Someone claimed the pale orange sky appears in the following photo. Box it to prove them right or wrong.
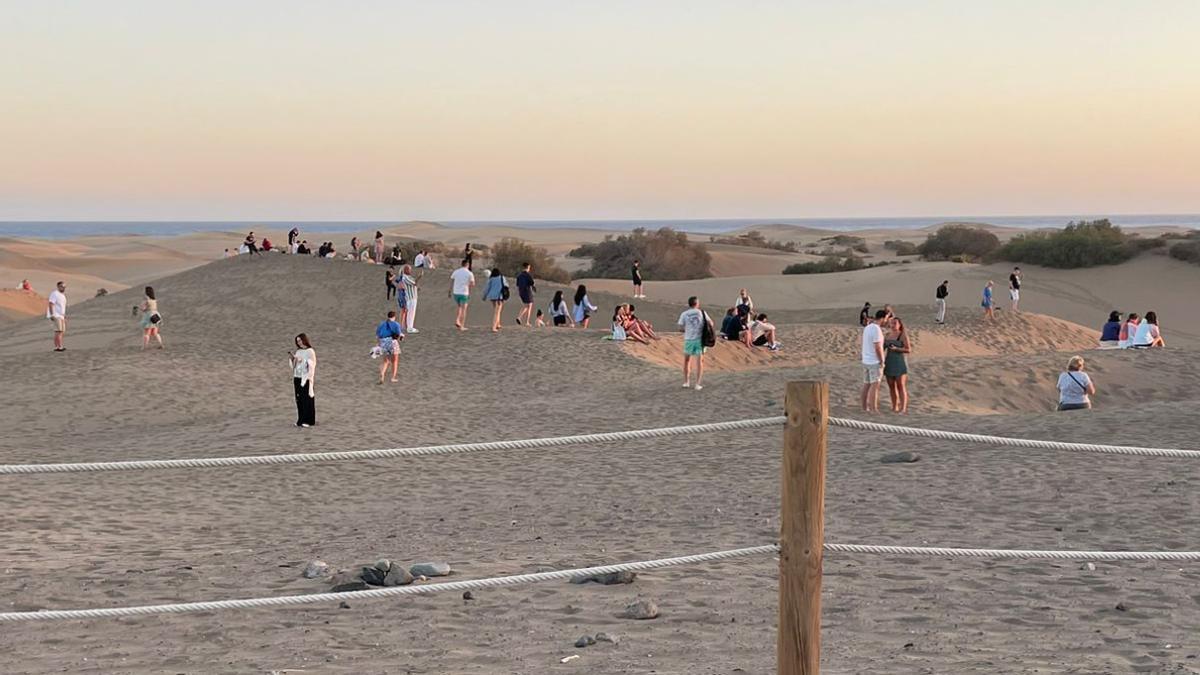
[2,1,1198,220]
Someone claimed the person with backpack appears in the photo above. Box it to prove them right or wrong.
[935,280,949,324]
[678,295,713,390]
[483,267,509,332]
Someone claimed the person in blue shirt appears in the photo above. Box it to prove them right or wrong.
[375,310,404,384]
[1099,311,1122,346]
[981,281,995,320]
[515,262,537,327]
[483,267,508,332]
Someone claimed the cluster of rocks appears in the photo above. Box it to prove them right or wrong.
[574,632,619,648]
[301,559,452,592]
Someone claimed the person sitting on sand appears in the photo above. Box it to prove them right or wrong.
[721,307,748,344]
[749,313,780,351]
[261,238,273,252]
[1057,355,1095,411]
[351,236,361,256]
[883,316,911,413]
[611,306,629,341]
[626,304,657,340]
[19,279,32,291]
[1099,311,1122,347]
[244,232,260,256]
[981,281,995,320]
[324,243,337,259]
[1119,312,1140,349]
[1131,311,1165,348]
[734,289,754,316]
[616,304,650,344]
[549,291,573,327]
[375,310,404,384]
[573,284,598,328]
[296,240,312,255]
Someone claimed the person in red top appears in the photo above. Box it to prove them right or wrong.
[20,279,32,291]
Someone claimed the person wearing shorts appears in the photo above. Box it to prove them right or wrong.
[1009,267,1021,311]
[449,259,475,331]
[677,296,708,390]
[516,262,536,327]
[376,311,404,384]
[47,280,68,352]
[860,309,887,412]
[632,259,644,298]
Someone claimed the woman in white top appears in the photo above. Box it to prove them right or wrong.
[1056,355,1095,411]
[290,333,317,427]
[1131,311,1165,348]
[139,286,164,350]
[572,285,598,328]
[734,289,754,316]
[549,291,574,327]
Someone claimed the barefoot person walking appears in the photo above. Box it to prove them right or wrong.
[290,334,317,428]
[483,267,508,332]
[982,281,996,320]
[678,296,710,390]
[376,310,404,383]
[47,281,68,352]
[450,258,475,331]
[139,286,164,350]
[515,262,536,327]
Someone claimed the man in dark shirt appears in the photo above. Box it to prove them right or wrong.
[515,262,536,327]
[632,260,644,298]
[859,302,872,326]
[1008,267,1022,311]
[935,281,949,324]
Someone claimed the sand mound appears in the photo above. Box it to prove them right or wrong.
[0,289,46,322]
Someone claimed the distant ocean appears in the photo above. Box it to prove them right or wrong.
[1,215,1198,239]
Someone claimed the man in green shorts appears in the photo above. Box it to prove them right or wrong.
[677,296,710,390]
[449,258,475,331]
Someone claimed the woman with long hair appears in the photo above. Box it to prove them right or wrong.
[1131,311,1165,348]
[373,231,385,264]
[572,284,597,328]
[290,333,317,427]
[883,316,911,414]
[549,290,572,327]
[483,267,507,332]
[139,286,164,350]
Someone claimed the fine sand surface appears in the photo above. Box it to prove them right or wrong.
[2,252,1199,674]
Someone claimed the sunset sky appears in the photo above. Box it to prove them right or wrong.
[3,1,1198,220]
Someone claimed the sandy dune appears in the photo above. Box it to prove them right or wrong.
[1,251,1197,674]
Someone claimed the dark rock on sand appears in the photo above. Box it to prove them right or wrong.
[570,570,637,585]
[881,451,920,464]
[409,562,451,578]
[622,599,659,620]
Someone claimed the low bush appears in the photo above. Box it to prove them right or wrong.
[708,230,799,252]
[488,238,571,283]
[996,219,1154,268]
[569,227,711,280]
[918,225,1000,261]
[781,256,897,275]
[820,235,868,253]
[884,240,920,256]
[1169,241,1200,265]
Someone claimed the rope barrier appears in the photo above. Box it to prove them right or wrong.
[0,417,788,475]
[0,415,1192,475]
[6,542,1199,622]
[827,417,1199,459]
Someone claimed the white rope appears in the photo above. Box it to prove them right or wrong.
[827,417,1198,459]
[6,542,1199,622]
[0,544,778,622]
[0,417,787,475]
[0,414,1191,475]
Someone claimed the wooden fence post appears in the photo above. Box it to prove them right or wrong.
[778,380,828,675]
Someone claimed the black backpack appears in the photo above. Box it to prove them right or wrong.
[700,311,716,348]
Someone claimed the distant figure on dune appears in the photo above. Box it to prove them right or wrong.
[47,280,68,353]
[376,310,404,384]
[288,227,299,253]
[401,265,419,333]
[484,267,508,333]
[631,259,644,299]
[374,232,385,264]
[981,281,995,320]
[859,302,872,327]
[463,243,476,271]
[290,333,317,428]
[261,238,273,252]
[549,291,573,327]
[884,316,910,414]
[1099,311,1122,348]
[935,280,949,324]
[515,262,536,327]
[677,296,711,390]
[223,248,231,258]
[1009,267,1022,311]
[244,232,260,256]
[1118,312,1140,349]
[1131,311,1165,348]
[139,286,164,351]
[450,259,475,331]
[860,309,888,412]
[573,285,597,328]
[1057,355,1094,411]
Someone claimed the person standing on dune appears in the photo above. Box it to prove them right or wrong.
[1009,267,1022,312]
[139,286,164,350]
[631,259,644,298]
[935,280,949,324]
[373,232,385,264]
[401,265,419,333]
[982,281,995,320]
[678,296,710,390]
[47,280,68,352]
[515,262,536,327]
[860,309,887,412]
[290,333,317,428]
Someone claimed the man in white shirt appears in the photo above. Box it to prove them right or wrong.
[449,259,475,331]
[860,308,887,412]
[47,280,68,352]
[414,251,426,268]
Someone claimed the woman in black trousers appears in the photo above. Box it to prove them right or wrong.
[289,333,317,427]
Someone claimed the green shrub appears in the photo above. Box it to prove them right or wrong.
[569,227,712,280]
[819,235,868,253]
[918,225,1000,261]
[884,240,919,256]
[708,230,799,252]
[996,219,1151,268]
[783,255,866,274]
[1169,241,1200,265]
[488,237,571,283]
